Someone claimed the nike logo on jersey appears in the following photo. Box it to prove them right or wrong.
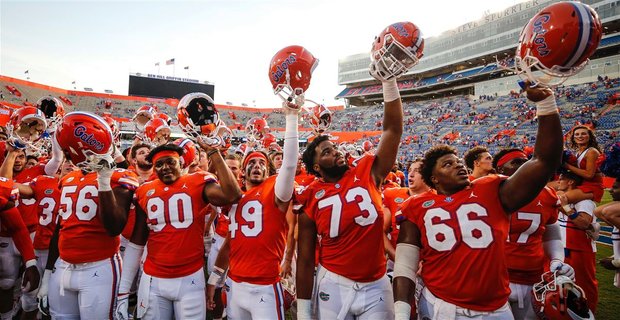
[259,297,265,303]
[354,176,360,182]
[469,192,477,198]
[537,201,543,206]
[182,184,188,189]
[92,272,99,278]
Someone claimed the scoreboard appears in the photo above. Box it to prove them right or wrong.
[128,74,215,100]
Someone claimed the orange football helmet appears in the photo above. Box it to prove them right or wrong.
[269,45,319,102]
[36,96,66,132]
[55,112,114,171]
[515,1,602,86]
[7,107,47,148]
[245,117,268,141]
[154,112,172,125]
[261,133,279,152]
[102,115,120,145]
[532,271,594,320]
[370,22,424,81]
[173,138,197,169]
[133,105,157,132]
[176,92,220,137]
[144,118,171,146]
[306,101,332,134]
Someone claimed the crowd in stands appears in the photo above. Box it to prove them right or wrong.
[1,76,619,166]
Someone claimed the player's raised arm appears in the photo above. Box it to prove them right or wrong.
[369,22,424,186]
[197,138,242,206]
[499,82,563,212]
[274,102,300,211]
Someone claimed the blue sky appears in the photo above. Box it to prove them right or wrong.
[1,0,522,107]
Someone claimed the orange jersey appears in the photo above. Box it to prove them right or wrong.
[121,167,155,240]
[295,169,316,187]
[135,172,216,278]
[14,165,47,232]
[0,177,18,209]
[400,175,510,311]
[395,170,405,186]
[383,187,411,248]
[506,186,559,285]
[29,175,60,250]
[58,169,139,264]
[228,176,288,285]
[294,155,386,282]
[214,209,230,238]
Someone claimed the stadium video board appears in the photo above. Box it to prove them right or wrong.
[128,74,215,100]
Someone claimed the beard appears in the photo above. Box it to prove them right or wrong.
[137,159,152,171]
[319,163,349,179]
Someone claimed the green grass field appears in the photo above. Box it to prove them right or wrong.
[594,191,619,319]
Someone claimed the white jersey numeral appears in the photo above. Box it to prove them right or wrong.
[229,200,263,238]
[38,197,56,226]
[514,212,541,244]
[318,187,378,238]
[59,185,98,221]
[424,203,494,251]
[146,193,194,232]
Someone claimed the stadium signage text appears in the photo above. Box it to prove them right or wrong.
[271,55,297,83]
[74,125,106,151]
[145,74,200,84]
[453,0,542,34]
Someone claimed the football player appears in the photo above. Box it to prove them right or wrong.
[493,148,574,320]
[0,177,39,320]
[383,159,431,263]
[10,160,75,320]
[393,82,562,319]
[206,102,300,319]
[0,136,63,318]
[116,140,242,320]
[37,112,139,319]
[464,146,494,180]
[295,62,406,320]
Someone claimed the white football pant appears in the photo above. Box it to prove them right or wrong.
[316,266,394,320]
[137,267,206,320]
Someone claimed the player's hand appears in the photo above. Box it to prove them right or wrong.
[115,293,129,320]
[206,284,216,310]
[22,264,40,293]
[586,222,600,240]
[521,80,554,103]
[280,259,293,278]
[282,101,302,115]
[550,260,575,279]
[37,269,52,316]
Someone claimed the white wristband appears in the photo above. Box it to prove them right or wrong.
[25,259,37,268]
[97,176,112,192]
[612,259,620,268]
[535,95,558,116]
[394,301,412,320]
[207,266,226,286]
[296,298,312,320]
[382,79,400,103]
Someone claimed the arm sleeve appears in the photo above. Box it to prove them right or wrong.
[275,114,299,203]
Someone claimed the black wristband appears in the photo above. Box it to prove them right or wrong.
[207,149,219,158]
